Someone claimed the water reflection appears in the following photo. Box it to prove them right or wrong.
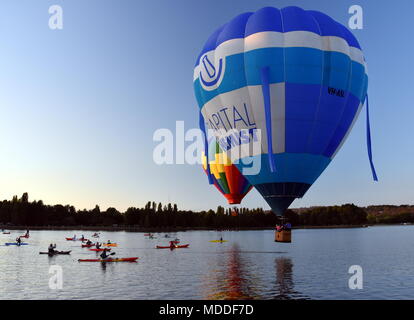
[202,246,307,300]
[272,257,308,300]
[203,244,259,300]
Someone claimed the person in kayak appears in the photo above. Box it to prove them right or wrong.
[169,241,176,249]
[107,240,112,244]
[16,237,21,245]
[85,239,92,245]
[100,248,112,260]
[73,235,77,241]
[81,235,85,241]
[48,243,56,255]
[95,242,101,249]
[220,237,223,242]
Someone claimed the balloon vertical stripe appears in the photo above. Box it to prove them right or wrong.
[366,95,378,181]
[199,112,213,185]
[261,66,276,173]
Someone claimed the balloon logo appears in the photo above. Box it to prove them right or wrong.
[199,55,225,89]
[195,6,377,215]
[198,51,226,91]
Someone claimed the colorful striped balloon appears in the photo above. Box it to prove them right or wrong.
[202,139,252,205]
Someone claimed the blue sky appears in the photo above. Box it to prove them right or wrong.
[0,0,411,212]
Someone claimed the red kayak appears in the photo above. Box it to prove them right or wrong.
[81,244,95,248]
[20,234,29,238]
[89,248,111,252]
[66,238,88,242]
[156,244,189,249]
[78,257,138,262]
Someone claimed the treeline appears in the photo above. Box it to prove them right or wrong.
[289,204,414,226]
[287,204,368,226]
[365,205,414,224]
[0,194,412,228]
[0,193,276,228]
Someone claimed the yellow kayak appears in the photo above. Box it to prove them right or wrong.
[103,243,118,247]
[209,240,228,243]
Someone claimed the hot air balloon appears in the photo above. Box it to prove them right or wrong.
[195,6,377,216]
[202,138,252,205]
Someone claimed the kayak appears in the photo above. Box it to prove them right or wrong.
[81,244,95,248]
[144,233,152,236]
[103,243,117,247]
[89,248,111,252]
[2,232,10,234]
[78,257,138,263]
[66,238,88,241]
[5,243,28,246]
[20,234,29,238]
[156,244,189,249]
[209,240,228,243]
[39,251,71,255]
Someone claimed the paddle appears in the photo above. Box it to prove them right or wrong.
[100,252,116,260]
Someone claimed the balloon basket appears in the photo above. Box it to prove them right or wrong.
[275,230,291,243]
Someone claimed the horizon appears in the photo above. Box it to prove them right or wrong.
[1,192,412,213]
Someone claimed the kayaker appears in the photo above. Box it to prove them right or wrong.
[220,237,223,242]
[100,248,112,260]
[169,241,175,249]
[86,239,92,245]
[73,235,77,241]
[96,242,101,249]
[48,243,56,255]
[16,237,21,245]
[107,240,111,244]
[81,235,85,241]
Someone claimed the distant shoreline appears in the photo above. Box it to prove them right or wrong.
[0,224,385,233]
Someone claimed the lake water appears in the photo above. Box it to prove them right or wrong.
[0,225,413,300]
